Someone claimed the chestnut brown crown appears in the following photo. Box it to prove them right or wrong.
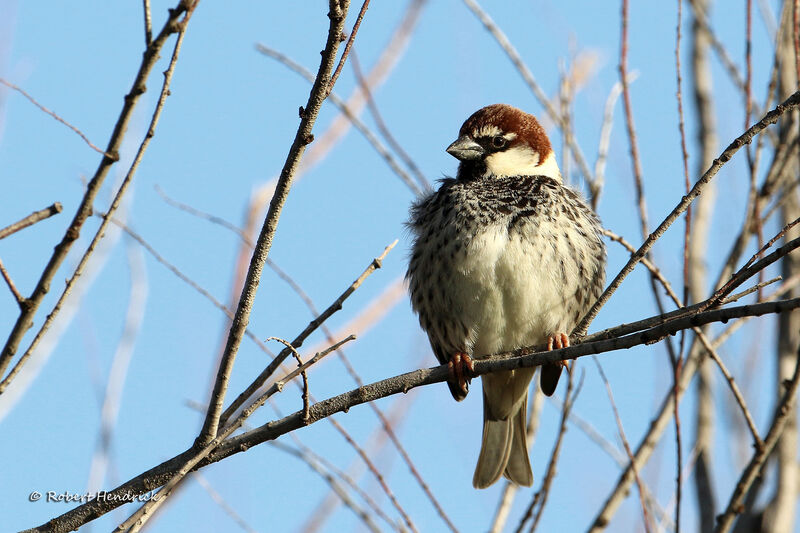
[446,104,559,180]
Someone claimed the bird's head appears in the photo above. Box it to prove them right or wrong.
[446,104,561,181]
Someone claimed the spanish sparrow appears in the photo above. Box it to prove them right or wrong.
[406,104,606,488]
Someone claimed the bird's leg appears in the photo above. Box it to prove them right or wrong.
[540,333,570,396]
[449,352,474,395]
[547,333,570,372]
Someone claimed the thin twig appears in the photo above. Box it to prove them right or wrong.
[325,415,419,533]
[289,0,427,181]
[297,390,416,533]
[720,277,782,304]
[154,186,433,522]
[547,398,674,532]
[705,220,800,310]
[594,358,653,533]
[219,240,396,426]
[0,202,63,240]
[273,438,396,532]
[713,347,800,532]
[350,50,431,193]
[795,0,800,83]
[460,0,596,192]
[86,242,147,502]
[676,17,693,497]
[526,370,582,533]
[594,76,633,210]
[687,0,767,122]
[326,0,371,97]
[103,216,276,358]
[604,229,765,447]
[192,473,258,533]
[270,442,385,533]
[266,337,310,424]
[619,0,649,241]
[312,302,457,532]
[256,44,422,196]
[155,185,249,242]
[0,79,111,157]
[0,258,24,306]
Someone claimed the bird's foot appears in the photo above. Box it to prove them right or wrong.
[448,352,474,396]
[540,333,570,396]
[546,332,570,351]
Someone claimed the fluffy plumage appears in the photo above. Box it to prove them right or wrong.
[406,104,606,489]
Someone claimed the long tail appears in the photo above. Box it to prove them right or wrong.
[473,391,533,489]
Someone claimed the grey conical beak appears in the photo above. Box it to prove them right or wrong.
[446,135,484,161]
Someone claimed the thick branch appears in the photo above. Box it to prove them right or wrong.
[25,298,799,533]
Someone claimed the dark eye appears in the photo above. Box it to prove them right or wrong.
[491,136,508,149]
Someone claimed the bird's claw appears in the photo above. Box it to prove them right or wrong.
[546,332,570,351]
[449,352,474,395]
[540,333,570,396]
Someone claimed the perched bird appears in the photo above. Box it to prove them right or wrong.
[406,104,606,489]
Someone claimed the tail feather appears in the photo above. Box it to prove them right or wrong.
[503,391,533,486]
[473,389,533,489]
[473,401,513,489]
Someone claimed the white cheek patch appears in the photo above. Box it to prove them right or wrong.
[535,152,562,180]
[484,145,542,177]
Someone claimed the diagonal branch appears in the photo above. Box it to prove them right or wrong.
[0,79,110,157]
[0,203,63,240]
[573,89,800,338]
[713,346,800,532]
[197,0,353,445]
[218,240,396,426]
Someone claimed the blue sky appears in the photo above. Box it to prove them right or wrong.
[0,1,789,532]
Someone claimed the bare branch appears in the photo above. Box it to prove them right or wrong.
[0,202,63,240]
[350,50,431,193]
[594,358,653,532]
[0,79,111,157]
[326,0,371,97]
[713,347,800,532]
[142,0,152,45]
[574,89,800,338]
[114,335,355,533]
[219,240,396,426]
[524,370,582,532]
[198,0,353,445]
[0,258,24,307]
[256,44,423,196]
[0,3,197,391]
